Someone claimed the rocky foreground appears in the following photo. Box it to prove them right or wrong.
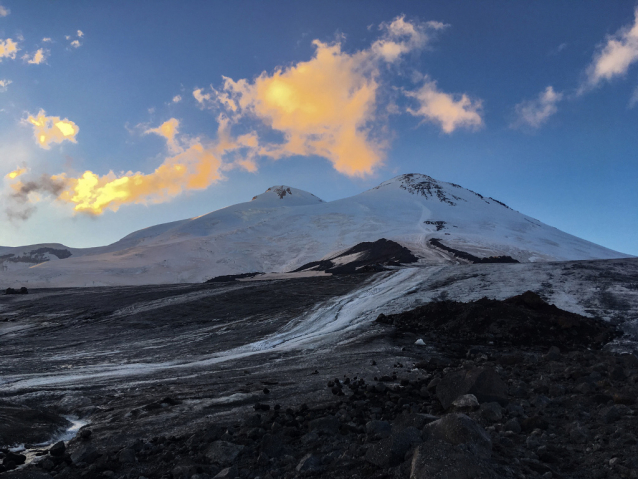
[2,292,638,479]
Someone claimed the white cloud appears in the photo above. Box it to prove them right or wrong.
[22,48,48,65]
[77,30,84,38]
[172,95,182,103]
[582,7,638,90]
[70,40,81,48]
[371,15,448,62]
[0,38,18,61]
[0,79,11,92]
[0,4,9,17]
[513,86,563,129]
[405,80,483,133]
[42,37,52,43]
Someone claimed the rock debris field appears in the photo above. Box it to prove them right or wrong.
[1,259,638,479]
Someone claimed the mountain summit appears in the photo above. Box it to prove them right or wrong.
[250,186,324,206]
[0,174,630,287]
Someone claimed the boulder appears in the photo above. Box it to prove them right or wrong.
[365,426,423,467]
[260,433,285,458]
[479,402,503,422]
[205,441,244,466]
[365,420,391,438]
[117,447,136,463]
[410,440,496,479]
[423,414,492,458]
[436,368,508,409]
[307,415,340,435]
[49,441,66,457]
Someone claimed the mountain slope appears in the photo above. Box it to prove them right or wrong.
[0,174,630,287]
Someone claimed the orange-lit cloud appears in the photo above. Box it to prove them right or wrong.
[172,95,182,103]
[0,4,9,17]
[56,145,222,215]
[6,168,26,180]
[0,38,18,61]
[195,16,476,177]
[7,16,484,218]
[220,40,383,176]
[582,8,638,91]
[23,48,48,65]
[25,110,80,149]
[43,116,265,215]
[405,80,483,133]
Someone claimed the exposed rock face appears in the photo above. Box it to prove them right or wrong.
[429,238,519,264]
[377,290,620,350]
[293,238,419,274]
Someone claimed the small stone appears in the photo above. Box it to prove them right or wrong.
[504,418,522,434]
[213,466,238,479]
[452,394,479,409]
[205,441,244,466]
[296,453,323,472]
[118,447,136,463]
[543,346,561,361]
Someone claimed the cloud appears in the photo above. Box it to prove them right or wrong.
[405,80,483,133]
[5,174,67,221]
[10,16,483,217]
[0,79,11,92]
[371,15,448,62]
[23,48,48,65]
[512,86,563,129]
[582,7,638,90]
[24,110,80,149]
[0,4,9,17]
[630,86,638,108]
[172,95,182,103]
[42,37,52,43]
[6,118,249,216]
[145,118,180,152]
[6,168,26,180]
[0,38,18,61]
[196,16,450,177]
[53,119,230,215]
[67,30,83,48]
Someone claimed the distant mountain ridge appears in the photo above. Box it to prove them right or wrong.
[0,173,631,287]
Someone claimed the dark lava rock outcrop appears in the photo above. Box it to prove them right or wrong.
[206,273,264,283]
[4,287,28,295]
[429,238,519,264]
[294,238,418,275]
[377,291,620,350]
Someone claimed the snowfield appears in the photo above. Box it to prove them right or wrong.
[0,174,631,288]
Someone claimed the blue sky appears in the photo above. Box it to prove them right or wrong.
[0,1,637,255]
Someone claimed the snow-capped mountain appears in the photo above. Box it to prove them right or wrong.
[0,174,630,287]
